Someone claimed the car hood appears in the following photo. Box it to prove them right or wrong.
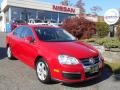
[40,41,99,59]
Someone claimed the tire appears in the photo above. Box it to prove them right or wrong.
[7,46,14,60]
[36,59,51,84]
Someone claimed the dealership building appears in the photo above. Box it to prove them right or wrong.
[0,0,80,32]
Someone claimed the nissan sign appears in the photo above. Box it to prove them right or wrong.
[104,9,120,25]
[53,5,75,14]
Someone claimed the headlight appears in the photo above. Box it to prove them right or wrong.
[58,55,79,65]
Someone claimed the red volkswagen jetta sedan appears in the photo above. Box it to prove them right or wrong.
[6,25,104,83]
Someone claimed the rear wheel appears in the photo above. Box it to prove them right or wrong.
[7,46,14,60]
[36,59,51,83]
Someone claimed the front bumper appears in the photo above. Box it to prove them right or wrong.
[52,61,104,83]
[61,70,102,83]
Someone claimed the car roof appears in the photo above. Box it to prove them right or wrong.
[18,24,60,29]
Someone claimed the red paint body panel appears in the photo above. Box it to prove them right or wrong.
[6,25,104,83]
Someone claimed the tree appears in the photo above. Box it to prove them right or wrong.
[60,0,69,6]
[90,6,102,15]
[117,25,120,40]
[96,22,109,38]
[75,0,85,14]
[62,17,96,39]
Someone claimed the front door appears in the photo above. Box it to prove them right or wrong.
[20,26,37,67]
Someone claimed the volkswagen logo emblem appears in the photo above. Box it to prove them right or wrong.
[89,58,95,64]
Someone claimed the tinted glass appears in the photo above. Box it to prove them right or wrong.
[35,28,76,42]
[13,27,23,38]
[35,20,42,23]
[23,27,34,39]
[11,6,74,23]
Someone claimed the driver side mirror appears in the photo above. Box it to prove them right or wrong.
[24,36,34,43]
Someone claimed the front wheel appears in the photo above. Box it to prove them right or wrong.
[36,59,51,83]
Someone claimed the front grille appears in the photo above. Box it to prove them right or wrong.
[80,56,99,66]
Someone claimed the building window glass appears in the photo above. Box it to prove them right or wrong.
[10,6,75,23]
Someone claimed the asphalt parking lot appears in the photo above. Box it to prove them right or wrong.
[0,32,120,90]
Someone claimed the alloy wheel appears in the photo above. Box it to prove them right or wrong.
[37,62,48,81]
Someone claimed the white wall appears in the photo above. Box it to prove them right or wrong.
[1,0,80,15]
[0,12,6,32]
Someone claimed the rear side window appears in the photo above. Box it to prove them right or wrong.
[13,27,23,38]
[13,26,34,40]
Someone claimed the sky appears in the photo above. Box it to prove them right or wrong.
[38,0,120,15]
[0,0,120,15]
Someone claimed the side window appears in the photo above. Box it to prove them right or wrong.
[23,27,34,39]
[13,27,23,38]
[20,30,26,38]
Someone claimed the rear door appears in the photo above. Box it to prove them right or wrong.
[10,26,24,59]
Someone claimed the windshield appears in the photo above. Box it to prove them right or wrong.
[35,27,76,42]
